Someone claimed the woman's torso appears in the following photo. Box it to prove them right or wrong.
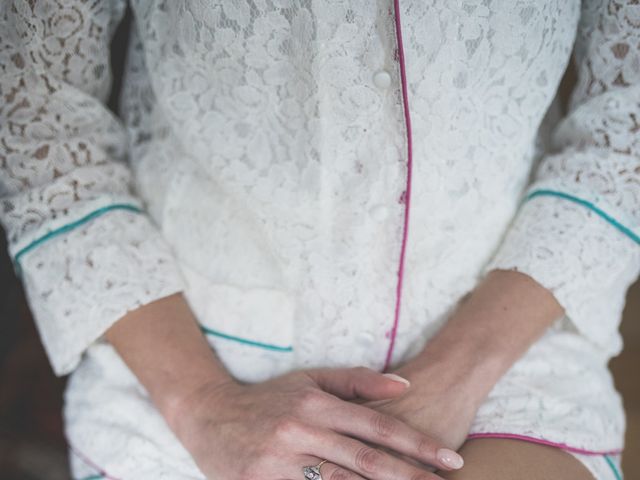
[119,1,581,382]
[60,5,629,477]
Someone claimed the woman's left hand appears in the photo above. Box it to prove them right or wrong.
[351,269,568,471]
[352,364,478,471]
[353,269,568,469]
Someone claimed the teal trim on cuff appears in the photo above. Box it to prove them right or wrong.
[12,203,143,274]
[604,455,623,480]
[200,325,293,352]
[523,189,640,246]
[77,475,105,480]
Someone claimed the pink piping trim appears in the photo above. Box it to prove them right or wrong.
[467,433,623,456]
[384,0,414,372]
[69,443,122,480]
[379,10,622,462]
[385,5,622,461]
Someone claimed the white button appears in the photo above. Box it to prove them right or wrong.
[373,70,392,89]
[358,331,377,345]
[369,204,389,221]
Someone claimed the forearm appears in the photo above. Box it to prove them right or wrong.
[105,292,236,433]
[394,269,565,408]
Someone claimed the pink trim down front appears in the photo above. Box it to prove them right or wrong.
[384,0,415,372]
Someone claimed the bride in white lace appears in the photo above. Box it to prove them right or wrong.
[1,1,639,479]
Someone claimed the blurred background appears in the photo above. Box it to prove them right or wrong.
[1,6,639,479]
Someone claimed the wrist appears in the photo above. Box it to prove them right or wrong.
[165,375,240,442]
[394,269,564,407]
[105,292,240,438]
[391,341,500,411]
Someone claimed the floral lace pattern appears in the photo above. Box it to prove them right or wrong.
[0,0,186,375]
[1,1,639,476]
[482,0,640,355]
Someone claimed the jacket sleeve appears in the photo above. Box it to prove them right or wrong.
[0,1,186,375]
[481,0,640,354]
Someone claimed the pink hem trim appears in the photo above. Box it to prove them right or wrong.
[69,443,121,480]
[467,433,623,456]
[384,0,414,371]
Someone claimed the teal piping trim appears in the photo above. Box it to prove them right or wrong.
[12,203,143,274]
[604,455,623,480]
[77,476,104,480]
[199,326,293,352]
[523,189,640,245]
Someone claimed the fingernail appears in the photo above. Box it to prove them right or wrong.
[382,373,411,387]
[437,448,464,470]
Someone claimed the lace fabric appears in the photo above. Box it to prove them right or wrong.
[481,0,640,355]
[2,2,640,475]
[0,1,638,382]
[0,0,187,375]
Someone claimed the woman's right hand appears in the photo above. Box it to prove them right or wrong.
[171,366,464,479]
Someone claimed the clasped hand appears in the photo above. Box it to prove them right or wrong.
[174,365,472,480]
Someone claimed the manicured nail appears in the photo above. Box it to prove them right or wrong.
[382,373,411,387]
[437,448,464,470]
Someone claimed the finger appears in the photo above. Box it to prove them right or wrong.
[375,442,437,472]
[315,396,464,472]
[306,366,410,400]
[309,427,447,480]
[296,455,366,480]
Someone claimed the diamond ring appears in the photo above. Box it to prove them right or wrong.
[302,459,328,480]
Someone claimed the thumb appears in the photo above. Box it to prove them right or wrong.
[306,366,411,400]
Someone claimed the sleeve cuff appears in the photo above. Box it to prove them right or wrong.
[17,208,187,376]
[481,193,640,356]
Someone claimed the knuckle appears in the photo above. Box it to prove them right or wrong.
[416,436,436,457]
[272,414,302,441]
[294,386,326,413]
[328,467,352,480]
[354,446,383,473]
[372,413,396,438]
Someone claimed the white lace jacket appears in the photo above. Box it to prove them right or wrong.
[1,0,639,378]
